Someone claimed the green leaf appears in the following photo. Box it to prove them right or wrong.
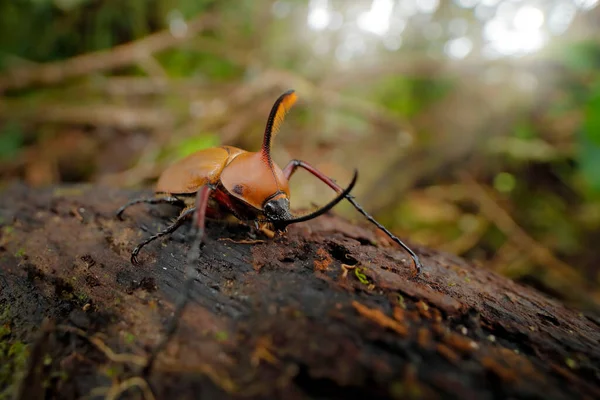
[0,122,23,161]
[579,81,600,192]
[513,122,536,139]
[175,133,220,158]
[583,85,600,146]
[561,41,600,73]
[578,130,600,193]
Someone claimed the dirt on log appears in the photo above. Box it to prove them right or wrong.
[0,183,599,400]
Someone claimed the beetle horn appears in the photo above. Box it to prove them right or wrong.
[275,170,358,228]
[262,89,297,165]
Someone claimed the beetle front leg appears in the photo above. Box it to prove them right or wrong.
[283,159,422,275]
[116,195,183,220]
[130,206,196,265]
[144,185,212,373]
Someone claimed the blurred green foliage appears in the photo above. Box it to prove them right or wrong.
[580,85,600,193]
[373,76,454,118]
[0,0,215,69]
[158,50,242,79]
[0,122,23,162]
[173,133,220,158]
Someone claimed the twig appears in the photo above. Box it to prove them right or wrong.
[440,216,490,256]
[104,377,156,400]
[458,172,585,287]
[158,363,239,394]
[56,325,147,366]
[0,14,216,92]
[136,55,169,80]
[88,77,231,96]
[260,69,415,136]
[98,142,164,187]
[218,238,265,244]
[352,301,408,337]
[341,263,356,279]
[14,319,55,400]
[489,240,528,274]
[0,102,174,130]
[188,37,416,136]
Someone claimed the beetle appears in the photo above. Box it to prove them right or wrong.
[117,90,422,372]
[116,89,421,274]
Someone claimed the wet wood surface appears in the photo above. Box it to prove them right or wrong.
[0,184,599,399]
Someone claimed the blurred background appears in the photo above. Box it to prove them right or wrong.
[1,0,599,311]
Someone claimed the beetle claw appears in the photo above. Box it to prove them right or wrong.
[413,259,422,276]
[131,248,141,265]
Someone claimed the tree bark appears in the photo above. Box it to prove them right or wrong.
[0,184,598,399]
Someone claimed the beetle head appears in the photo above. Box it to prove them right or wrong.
[263,193,292,222]
[269,170,358,230]
[222,91,357,230]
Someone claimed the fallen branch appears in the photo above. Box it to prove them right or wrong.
[1,178,599,399]
[0,102,175,130]
[0,14,216,93]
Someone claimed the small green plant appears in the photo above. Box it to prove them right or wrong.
[397,294,406,309]
[354,267,369,285]
[124,332,136,345]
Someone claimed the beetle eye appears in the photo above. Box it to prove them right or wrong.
[264,203,274,213]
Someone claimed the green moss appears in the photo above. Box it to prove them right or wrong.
[43,354,52,366]
[397,294,406,309]
[0,324,10,338]
[14,248,26,258]
[389,381,423,399]
[214,331,228,342]
[75,292,89,304]
[105,365,121,379]
[124,332,136,345]
[565,358,578,369]
[0,305,30,400]
[52,187,84,197]
[59,291,73,301]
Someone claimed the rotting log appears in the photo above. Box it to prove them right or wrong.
[0,184,599,400]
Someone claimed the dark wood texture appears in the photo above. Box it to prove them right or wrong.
[0,184,598,399]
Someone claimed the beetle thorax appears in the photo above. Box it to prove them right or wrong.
[219,152,290,211]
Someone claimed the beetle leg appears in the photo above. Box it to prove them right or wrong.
[130,206,196,265]
[144,185,212,373]
[116,196,183,220]
[283,159,422,275]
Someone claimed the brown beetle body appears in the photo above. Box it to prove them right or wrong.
[155,146,290,222]
[117,90,421,372]
[117,89,419,274]
[117,90,358,265]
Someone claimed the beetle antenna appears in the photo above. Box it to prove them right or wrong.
[345,196,422,274]
[280,160,422,275]
[278,170,358,227]
[262,90,297,164]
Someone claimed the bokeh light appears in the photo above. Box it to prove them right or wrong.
[297,0,599,61]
